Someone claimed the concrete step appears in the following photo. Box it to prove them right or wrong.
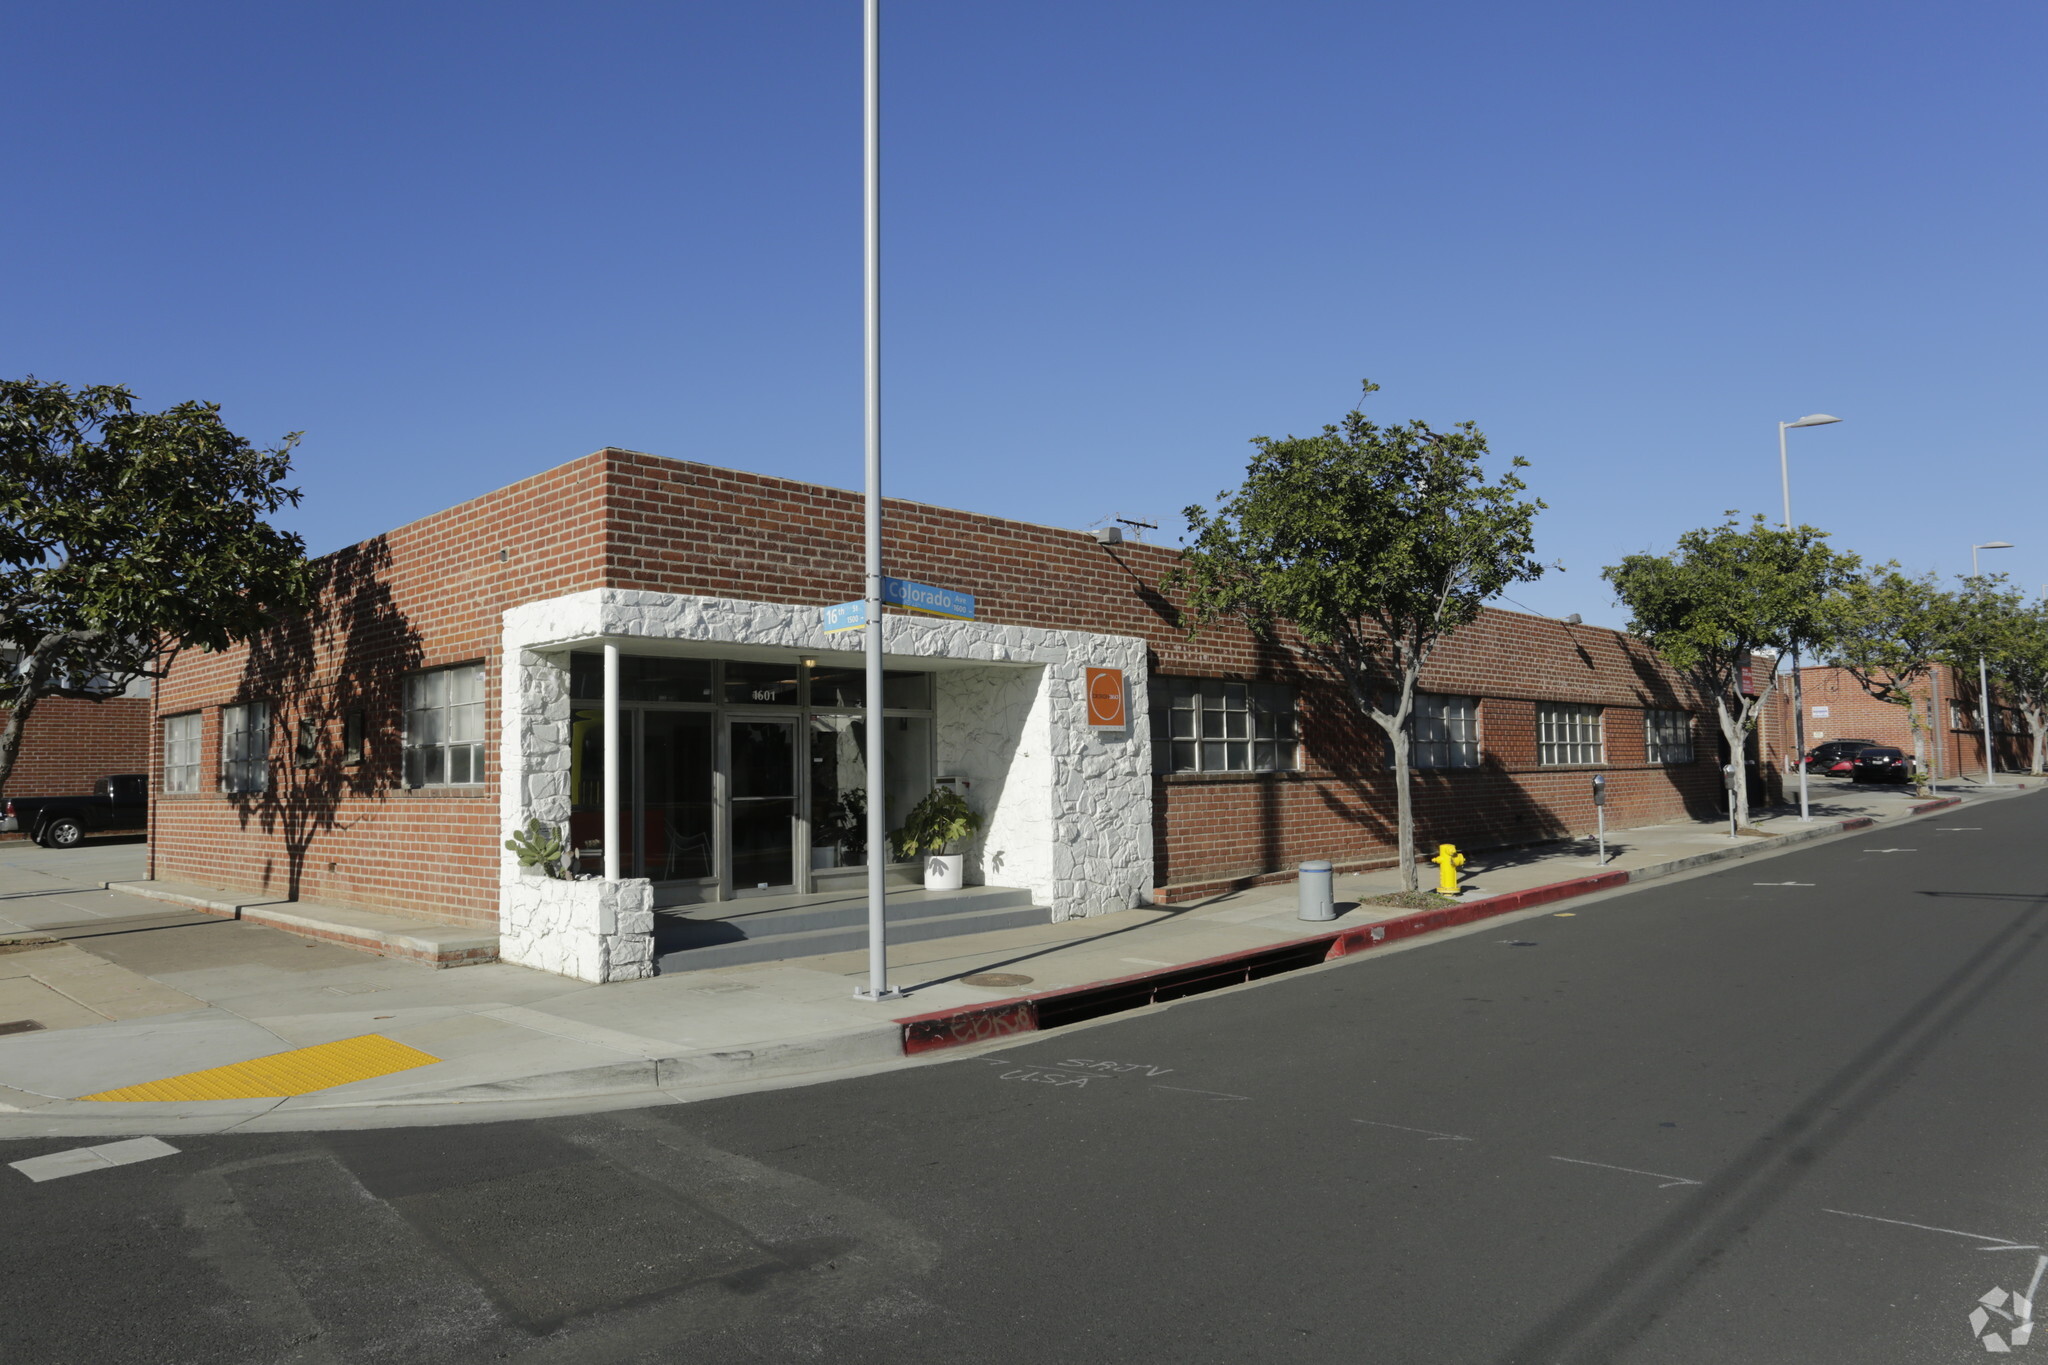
[104,879,498,969]
[660,885,1037,950]
[655,900,1051,973]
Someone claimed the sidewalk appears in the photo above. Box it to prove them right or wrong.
[0,778,2032,1137]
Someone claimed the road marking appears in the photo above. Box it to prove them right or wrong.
[1353,1118,1473,1142]
[1821,1207,2037,1250]
[1549,1155,1700,1188]
[1754,882,1816,887]
[1863,848,1917,854]
[1152,1084,1249,1100]
[1121,957,1176,967]
[10,1137,179,1183]
[1938,827,1983,831]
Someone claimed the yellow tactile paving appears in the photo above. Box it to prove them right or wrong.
[77,1034,441,1102]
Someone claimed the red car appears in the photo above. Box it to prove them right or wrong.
[1803,739,1878,776]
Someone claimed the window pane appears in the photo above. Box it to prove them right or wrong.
[1170,708,1196,740]
[1172,740,1197,771]
[405,748,424,788]
[452,701,483,743]
[422,747,445,786]
[1201,707,1226,739]
[882,671,931,709]
[1225,709,1249,740]
[724,660,800,706]
[1226,741,1249,770]
[809,666,863,709]
[448,746,471,785]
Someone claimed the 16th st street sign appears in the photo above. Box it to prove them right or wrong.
[824,577,977,632]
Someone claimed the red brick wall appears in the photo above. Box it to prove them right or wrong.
[604,454,1733,893]
[149,455,612,925]
[1778,664,2034,778]
[149,447,1743,923]
[0,697,151,800]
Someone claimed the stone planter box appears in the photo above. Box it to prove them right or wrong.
[499,875,654,983]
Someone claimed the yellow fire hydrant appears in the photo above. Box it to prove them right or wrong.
[1432,843,1467,896]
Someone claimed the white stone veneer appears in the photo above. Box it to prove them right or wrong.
[497,588,1151,981]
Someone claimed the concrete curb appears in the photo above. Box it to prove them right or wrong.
[893,795,1988,1056]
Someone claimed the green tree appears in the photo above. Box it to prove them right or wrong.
[1821,567,1961,793]
[1604,515,1860,830]
[0,378,313,794]
[1171,381,1545,890]
[1955,576,2048,777]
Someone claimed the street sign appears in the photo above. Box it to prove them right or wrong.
[883,576,975,621]
[822,600,868,634]
[1085,667,1127,729]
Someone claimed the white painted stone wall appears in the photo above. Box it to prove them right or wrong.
[497,588,1152,978]
[500,876,654,983]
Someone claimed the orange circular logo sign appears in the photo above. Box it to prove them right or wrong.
[1086,668,1126,728]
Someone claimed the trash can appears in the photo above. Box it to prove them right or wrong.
[1297,860,1335,921]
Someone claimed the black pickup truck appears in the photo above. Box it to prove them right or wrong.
[1,774,149,848]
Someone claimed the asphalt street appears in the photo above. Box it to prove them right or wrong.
[5,791,2045,1363]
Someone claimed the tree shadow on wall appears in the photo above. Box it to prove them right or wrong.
[1617,635,1738,822]
[1312,752,1573,871]
[230,537,423,902]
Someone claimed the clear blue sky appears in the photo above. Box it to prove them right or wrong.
[8,1,2043,627]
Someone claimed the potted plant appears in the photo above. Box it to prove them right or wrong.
[504,817,570,880]
[889,786,982,890]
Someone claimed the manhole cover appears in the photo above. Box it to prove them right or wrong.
[0,1019,46,1036]
[961,973,1034,988]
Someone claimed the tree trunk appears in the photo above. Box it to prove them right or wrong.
[2030,709,2046,776]
[0,691,38,798]
[1393,726,1416,891]
[1907,696,1931,795]
[1714,694,1749,832]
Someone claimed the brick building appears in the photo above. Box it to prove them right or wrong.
[150,448,1748,982]
[1774,663,2035,778]
[0,695,151,800]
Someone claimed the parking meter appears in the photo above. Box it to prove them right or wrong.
[1591,774,1607,865]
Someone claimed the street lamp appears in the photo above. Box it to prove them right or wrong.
[1779,414,1842,822]
[1971,540,2015,786]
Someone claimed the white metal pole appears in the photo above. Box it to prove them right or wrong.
[603,642,620,882]
[1974,543,1996,787]
[1929,664,1943,791]
[1781,421,1811,821]
[859,0,896,1000]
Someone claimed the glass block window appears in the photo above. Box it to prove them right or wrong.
[1412,694,1480,769]
[1151,678,1299,773]
[220,702,270,794]
[163,713,201,793]
[404,664,485,787]
[1645,709,1693,764]
[1538,702,1604,766]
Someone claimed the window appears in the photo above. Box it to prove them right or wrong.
[1645,709,1693,764]
[1412,694,1480,769]
[1151,678,1299,773]
[1538,702,1604,765]
[343,711,365,766]
[220,703,270,794]
[163,713,201,793]
[405,664,485,787]
[295,718,320,768]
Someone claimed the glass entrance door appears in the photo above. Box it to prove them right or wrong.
[728,717,797,895]
[642,711,716,898]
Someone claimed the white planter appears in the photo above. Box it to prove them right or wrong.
[924,853,965,891]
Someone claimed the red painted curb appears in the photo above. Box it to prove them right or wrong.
[898,871,1635,1055]
[1909,797,1964,814]
[1838,816,1876,831]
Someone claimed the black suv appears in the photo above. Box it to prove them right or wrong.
[1850,747,1912,783]
[1804,739,1878,775]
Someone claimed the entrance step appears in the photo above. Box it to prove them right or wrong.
[654,885,1046,973]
